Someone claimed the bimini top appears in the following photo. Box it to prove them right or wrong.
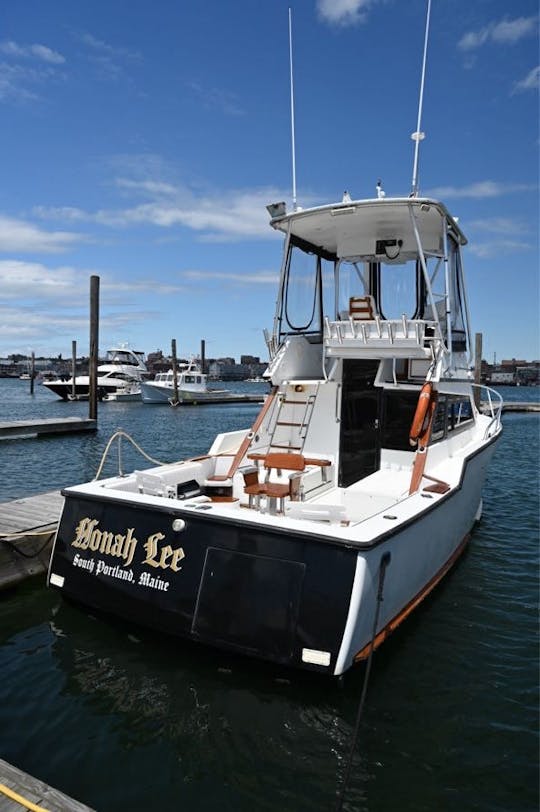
[268,197,467,262]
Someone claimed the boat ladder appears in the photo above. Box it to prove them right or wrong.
[267,383,318,453]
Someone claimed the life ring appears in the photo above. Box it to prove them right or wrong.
[409,382,434,446]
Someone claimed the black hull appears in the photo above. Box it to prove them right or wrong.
[44,383,110,401]
[49,495,357,674]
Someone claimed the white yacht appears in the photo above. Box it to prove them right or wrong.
[43,346,148,401]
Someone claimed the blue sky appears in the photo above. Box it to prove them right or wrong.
[0,0,538,364]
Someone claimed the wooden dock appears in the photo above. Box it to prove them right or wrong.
[0,418,96,440]
[0,759,95,812]
[502,401,539,413]
[0,491,63,590]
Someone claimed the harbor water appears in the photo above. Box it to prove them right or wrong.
[0,379,538,811]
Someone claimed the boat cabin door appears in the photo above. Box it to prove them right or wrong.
[338,360,381,487]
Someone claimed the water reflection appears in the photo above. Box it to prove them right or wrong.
[45,601,366,811]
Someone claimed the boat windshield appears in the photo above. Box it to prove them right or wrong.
[106,350,143,366]
[276,240,335,341]
[336,259,420,320]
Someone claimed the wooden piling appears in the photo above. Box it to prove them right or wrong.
[88,275,99,421]
[71,339,77,400]
[171,338,179,405]
[201,338,206,375]
[30,351,35,395]
[474,332,482,408]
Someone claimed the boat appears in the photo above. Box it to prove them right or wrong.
[42,346,148,401]
[140,360,262,405]
[102,382,142,402]
[47,14,503,676]
[46,190,503,674]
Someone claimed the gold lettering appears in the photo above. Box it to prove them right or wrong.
[168,545,185,572]
[142,533,165,568]
[71,518,98,550]
[123,528,137,568]
[142,534,184,571]
[70,518,137,567]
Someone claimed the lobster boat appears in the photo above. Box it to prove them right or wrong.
[47,193,502,675]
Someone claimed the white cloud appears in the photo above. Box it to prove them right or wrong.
[426,181,537,199]
[0,40,65,64]
[187,80,245,116]
[0,215,82,252]
[0,259,84,302]
[77,31,141,81]
[0,63,39,101]
[469,217,530,235]
[317,0,374,26]
[182,270,278,285]
[458,16,538,50]
[513,65,540,93]
[35,185,291,241]
[0,257,186,303]
[469,239,534,258]
[0,40,65,103]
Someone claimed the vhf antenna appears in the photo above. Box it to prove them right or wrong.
[289,8,297,210]
[411,0,432,197]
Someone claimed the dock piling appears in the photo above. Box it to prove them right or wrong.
[88,275,99,421]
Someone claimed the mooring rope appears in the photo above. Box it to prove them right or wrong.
[334,551,392,811]
[0,530,55,558]
[93,429,169,480]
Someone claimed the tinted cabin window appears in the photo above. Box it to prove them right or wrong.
[448,396,473,430]
[381,391,419,450]
[338,360,381,487]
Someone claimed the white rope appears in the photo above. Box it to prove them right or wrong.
[93,429,168,481]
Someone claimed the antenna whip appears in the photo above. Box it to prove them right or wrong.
[289,8,297,210]
[411,0,432,197]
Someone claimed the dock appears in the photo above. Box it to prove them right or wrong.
[0,418,96,441]
[501,401,539,413]
[0,759,95,812]
[0,491,63,590]
[170,393,265,406]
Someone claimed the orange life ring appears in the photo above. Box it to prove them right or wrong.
[409,382,434,446]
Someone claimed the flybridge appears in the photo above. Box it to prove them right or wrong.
[266,196,472,381]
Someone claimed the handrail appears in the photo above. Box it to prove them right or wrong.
[473,384,503,438]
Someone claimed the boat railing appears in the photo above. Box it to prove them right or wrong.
[474,384,503,439]
[323,316,438,359]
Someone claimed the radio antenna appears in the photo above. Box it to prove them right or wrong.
[411,0,432,197]
[289,8,298,210]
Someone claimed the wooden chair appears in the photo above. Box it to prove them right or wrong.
[349,295,376,320]
[244,452,332,513]
[244,452,306,512]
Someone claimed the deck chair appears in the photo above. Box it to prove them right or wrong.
[349,295,377,320]
[244,452,306,513]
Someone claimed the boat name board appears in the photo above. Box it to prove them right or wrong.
[70,517,185,589]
